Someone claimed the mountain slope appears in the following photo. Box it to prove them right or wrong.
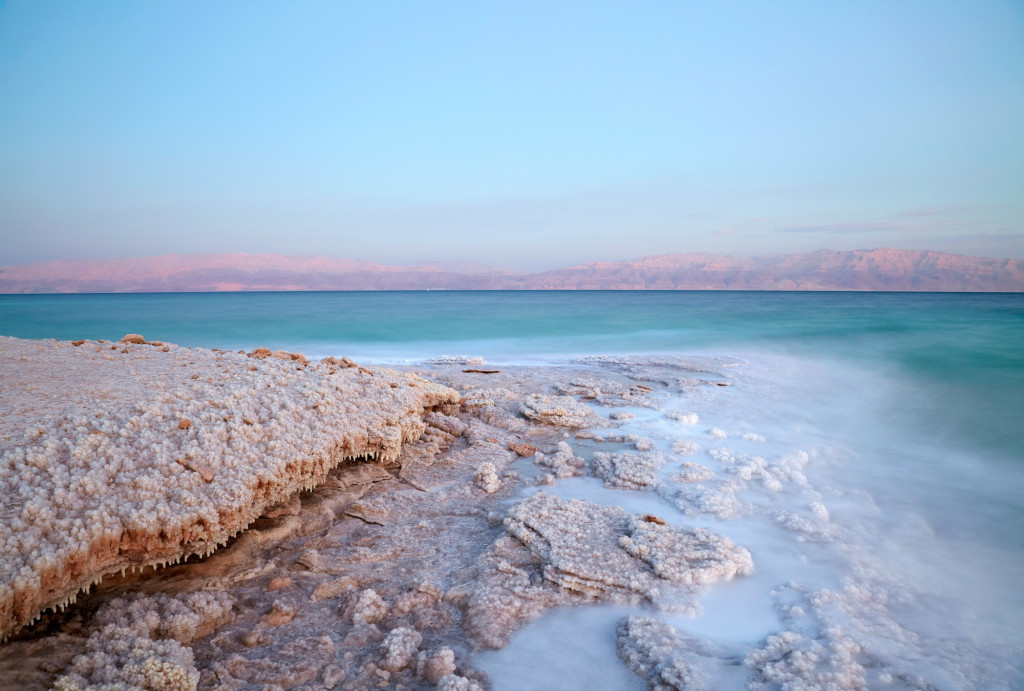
[1,249,1021,292]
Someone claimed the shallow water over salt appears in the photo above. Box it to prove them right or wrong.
[2,290,1021,687]
[476,351,1024,688]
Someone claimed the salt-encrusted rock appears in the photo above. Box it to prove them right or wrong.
[671,439,700,456]
[533,441,585,479]
[464,494,752,648]
[461,387,516,408]
[118,334,147,345]
[669,462,715,483]
[610,411,637,420]
[592,451,666,490]
[473,462,500,494]
[668,412,699,425]
[380,626,422,672]
[519,394,596,428]
[504,493,751,602]
[617,615,702,690]
[437,673,484,691]
[352,589,389,625]
[52,591,234,691]
[0,336,459,639]
[416,646,457,684]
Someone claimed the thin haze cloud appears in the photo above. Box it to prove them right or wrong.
[0,0,1022,270]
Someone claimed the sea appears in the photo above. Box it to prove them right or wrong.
[2,290,1022,688]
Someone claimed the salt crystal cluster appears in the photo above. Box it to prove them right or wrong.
[379,626,422,672]
[519,394,597,428]
[52,591,234,690]
[464,492,751,650]
[0,337,458,638]
[352,588,389,625]
[533,441,586,479]
[616,615,701,690]
[473,462,501,494]
[592,451,666,490]
[671,439,700,456]
[503,493,751,604]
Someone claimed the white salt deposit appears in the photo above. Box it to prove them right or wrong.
[2,340,1021,689]
[0,336,458,639]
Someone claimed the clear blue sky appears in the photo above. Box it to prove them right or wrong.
[1,1,1022,271]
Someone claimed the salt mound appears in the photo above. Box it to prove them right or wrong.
[53,591,234,690]
[616,615,700,690]
[505,493,751,602]
[592,451,666,490]
[519,394,597,428]
[464,494,752,648]
[0,337,459,639]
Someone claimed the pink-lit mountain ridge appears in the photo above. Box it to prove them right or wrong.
[1,249,1022,293]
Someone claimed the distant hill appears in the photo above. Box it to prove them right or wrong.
[1,249,1022,293]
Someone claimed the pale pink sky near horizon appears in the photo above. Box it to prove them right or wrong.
[1,1,1022,272]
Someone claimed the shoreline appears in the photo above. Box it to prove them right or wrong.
[0,336,1020,689]
[1,337,745,689]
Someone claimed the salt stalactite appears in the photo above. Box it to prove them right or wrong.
[0,336,459,639]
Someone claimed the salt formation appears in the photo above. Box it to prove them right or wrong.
[416,646,457,684]
[592,451,666,490]
[351,589,389,625]
[617,615,704,690]
[553,376,655,408]
[380,626,422,672]
[532,441,585,479]
[669,462,715,484]
[519,394,597,427]
[465,493,752,647]
[745,578,1017,690]
[52,591,234,690]
[506,494,751,596]
[667,412,699,425]
[472,462,500,493]
[0,336,459,639]
[671,439,700,456]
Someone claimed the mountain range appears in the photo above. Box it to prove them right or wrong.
[1,249,1022,293]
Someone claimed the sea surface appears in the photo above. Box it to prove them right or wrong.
[2,290,1022,688]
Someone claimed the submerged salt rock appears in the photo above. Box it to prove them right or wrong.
[617,615,701,690]
[519,394,595,427]
[534,441,585,479]
[671,439,700,456]
[0,336,459,639]
[592,451,666,490]
[669,462,715,484]
[504,493,751,601]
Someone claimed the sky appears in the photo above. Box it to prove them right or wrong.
[1,1,1022,272]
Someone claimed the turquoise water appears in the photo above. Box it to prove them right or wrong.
[2,290,1021,457]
